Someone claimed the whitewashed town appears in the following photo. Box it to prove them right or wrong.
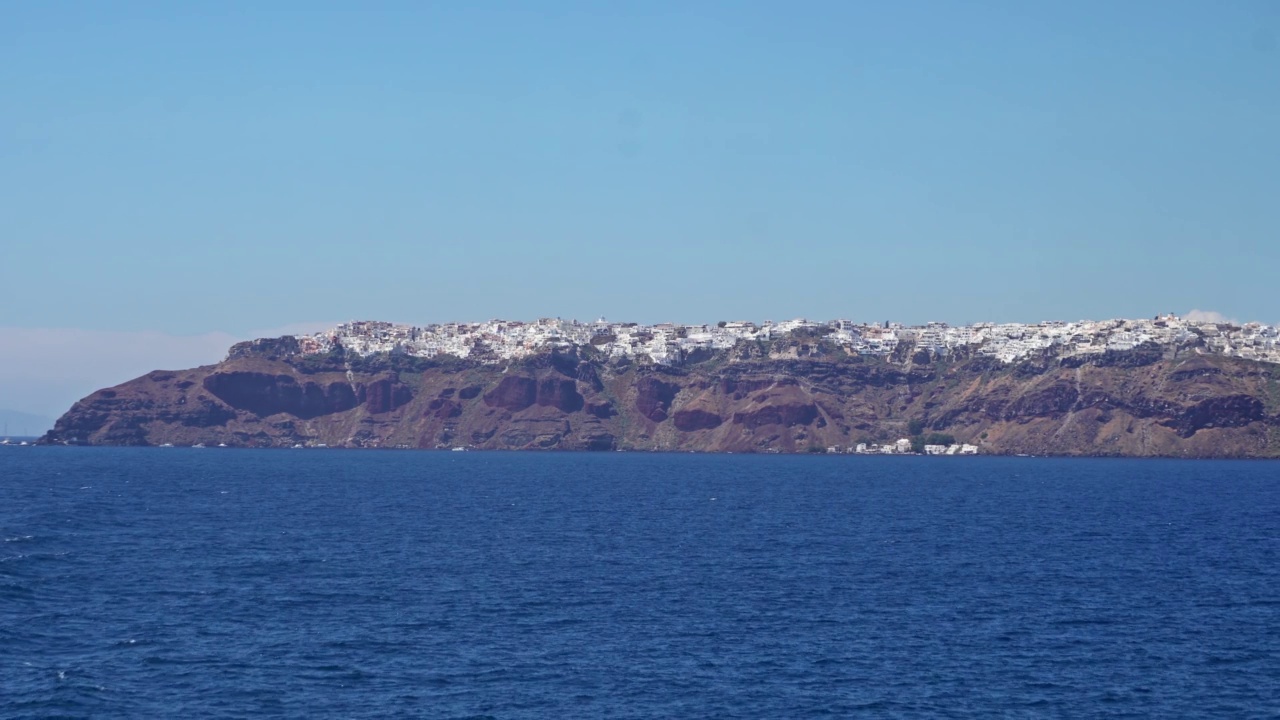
[286,315,1280,367]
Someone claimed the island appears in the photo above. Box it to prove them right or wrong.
[41,315,1280,457]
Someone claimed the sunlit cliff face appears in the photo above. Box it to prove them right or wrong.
[43,331,1280,458]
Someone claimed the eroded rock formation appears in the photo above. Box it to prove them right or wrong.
[41,338,1280,457]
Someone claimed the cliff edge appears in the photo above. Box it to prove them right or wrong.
[41,332,1280,457]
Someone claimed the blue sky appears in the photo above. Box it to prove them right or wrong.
[2,1,1278,420]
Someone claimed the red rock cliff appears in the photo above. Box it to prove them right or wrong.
[41,343,1280,457]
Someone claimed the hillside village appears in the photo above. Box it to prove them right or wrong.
[284,315,1280,367]
[50,313,1280,457]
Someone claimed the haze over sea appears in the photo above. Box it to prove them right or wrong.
[3,449,1278,718]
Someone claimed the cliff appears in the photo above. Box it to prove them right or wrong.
[41,336,1280,457]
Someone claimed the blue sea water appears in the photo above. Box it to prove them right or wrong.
[2,449,1278,718]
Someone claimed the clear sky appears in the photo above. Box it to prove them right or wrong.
[2,1,1278,421]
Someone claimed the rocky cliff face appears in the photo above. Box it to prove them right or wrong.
[42,339,1280,457]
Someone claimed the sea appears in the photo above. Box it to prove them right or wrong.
[2,448,1278,719]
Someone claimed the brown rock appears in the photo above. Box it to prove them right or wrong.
[40,344,1280,457]
[635,377,680,422]
[732,402,818,430]
[674,409,723,431]
[202,371,358,419]
[536,377,584,413]
[363,377,413,414]
[484,376,537,412]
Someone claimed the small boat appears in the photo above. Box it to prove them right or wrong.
[451,446,467,452]
[159,443,174,448]
[217,443,228,448]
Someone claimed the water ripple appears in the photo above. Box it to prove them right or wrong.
[2,449,1278,718]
